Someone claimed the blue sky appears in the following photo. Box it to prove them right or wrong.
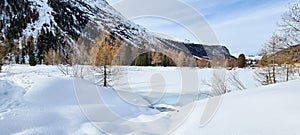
[107,0,297,55]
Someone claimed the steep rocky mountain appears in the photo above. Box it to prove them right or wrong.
[0,0,232,64]
[160,39,231,60]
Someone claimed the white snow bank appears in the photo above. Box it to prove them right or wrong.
[0,80,25,119]
[1,65,299,135]
[174,79,300,135]
[0,65,159,135]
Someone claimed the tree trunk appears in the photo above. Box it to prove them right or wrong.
[286,64,289,82]
[272,51,276,84]
[104,64,107,87]
[272,64,276,84]
[103,55,107,87]
[268,66,272,84]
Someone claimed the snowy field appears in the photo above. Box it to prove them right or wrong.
[0,65,299,135]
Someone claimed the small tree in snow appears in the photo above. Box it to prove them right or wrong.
[203,70,229,96]
[228,71,247,90]
[261,33,284,84]
[89,31,119,87]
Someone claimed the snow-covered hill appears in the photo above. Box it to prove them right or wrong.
[0,65,299,134]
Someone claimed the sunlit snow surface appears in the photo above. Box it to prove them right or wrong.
[0,65,299,135]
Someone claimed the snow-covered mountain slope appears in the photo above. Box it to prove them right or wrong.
[0,0,232,61]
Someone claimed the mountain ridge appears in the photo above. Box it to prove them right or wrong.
[0,0,233,65]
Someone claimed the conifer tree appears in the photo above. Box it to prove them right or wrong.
[44,48,54,65]
[0,45,5,72]
[237,54,247,68]
[21,49,26,64]
[90,32,118,87]
[0,33,5,71]
[177,51,186,67]
[29,51,37,66]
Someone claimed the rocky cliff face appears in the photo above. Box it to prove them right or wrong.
[160,39,231,61]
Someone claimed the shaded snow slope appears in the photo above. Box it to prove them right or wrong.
[0,65,158,135]
[0,80,25,120]
[174,79,300,135]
